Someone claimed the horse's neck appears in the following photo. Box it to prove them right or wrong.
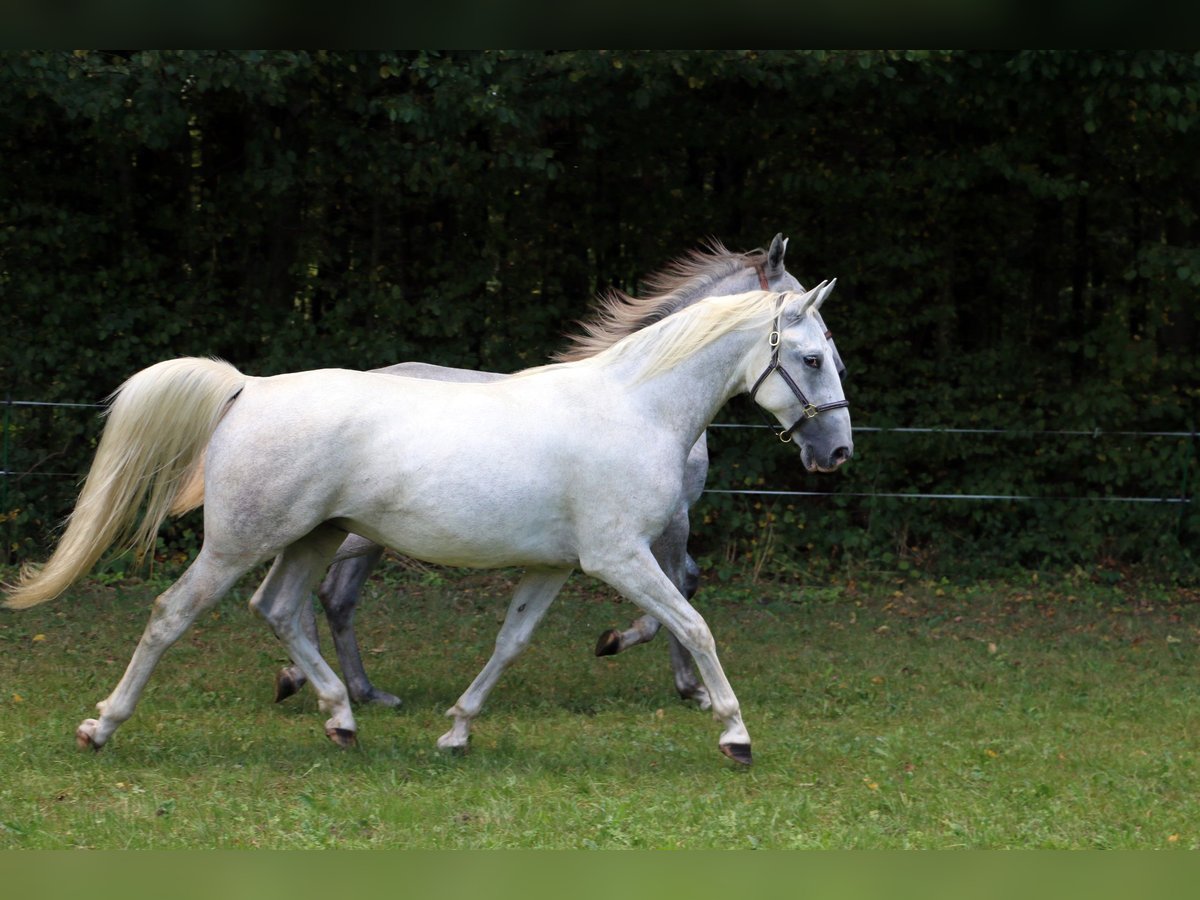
[614,325,763,448]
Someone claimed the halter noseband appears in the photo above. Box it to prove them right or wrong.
[747,295,850,443]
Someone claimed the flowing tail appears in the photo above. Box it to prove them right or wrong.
[4,357,245,609]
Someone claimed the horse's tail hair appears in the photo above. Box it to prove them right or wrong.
[3,357,245,610]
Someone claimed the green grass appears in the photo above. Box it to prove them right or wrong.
[1,563,1198,849]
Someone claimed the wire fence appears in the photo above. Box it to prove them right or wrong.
[3,397,1196,508]
[705,423,1197,505]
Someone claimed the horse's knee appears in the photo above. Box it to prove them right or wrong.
[248,593,285,632]
[496,630,535,660]
[677,622,715,657]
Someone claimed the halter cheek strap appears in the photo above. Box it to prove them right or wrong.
[748,312,850,443]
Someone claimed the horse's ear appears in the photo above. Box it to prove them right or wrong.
[811,278,837,312]
[765,233,788,276]
[781,280,827,319]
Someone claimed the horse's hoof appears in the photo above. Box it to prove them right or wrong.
[274,669,304,703]
[75,719,102,752]
[326,727,358,748]
[436,731,470,754]
[594,629,621,657]
[719,742,753,766]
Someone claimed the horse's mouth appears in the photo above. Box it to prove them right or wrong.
[800,445,820,472]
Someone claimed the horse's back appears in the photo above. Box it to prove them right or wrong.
[374,361,507,384]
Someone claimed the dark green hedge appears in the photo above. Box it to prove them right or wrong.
[1,51,1197,576]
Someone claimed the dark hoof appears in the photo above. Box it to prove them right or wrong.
[594,629,621,657]
[326,727,358,748]
[274,669,304,703]
[720,742,753,766]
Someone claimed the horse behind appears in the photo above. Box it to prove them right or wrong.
[277,234,847,713]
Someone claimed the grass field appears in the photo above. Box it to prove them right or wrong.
[1,562,1198,849]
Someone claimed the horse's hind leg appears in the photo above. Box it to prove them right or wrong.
[250,527,358,746]
[273,593,318,703]
[439,567,572,752]
[76,548,253,750]
[320,542,398,707]
[274,537,397,707]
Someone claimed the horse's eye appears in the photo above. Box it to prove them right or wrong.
[803,355,821,369]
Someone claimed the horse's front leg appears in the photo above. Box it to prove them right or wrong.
[594,507,711,710]
[438,567,572,752]
[594,509,694,655]
[596,618,711,711]
[593,612,662,656]
[586,547,751,765]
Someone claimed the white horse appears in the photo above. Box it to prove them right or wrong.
[274,235,847,713]
[5,283,851,765]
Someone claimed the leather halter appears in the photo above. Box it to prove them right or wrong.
[747,296,850,443]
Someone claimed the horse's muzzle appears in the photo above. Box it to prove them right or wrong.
[802,443,853,473]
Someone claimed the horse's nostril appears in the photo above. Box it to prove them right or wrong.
[831,446,852,465]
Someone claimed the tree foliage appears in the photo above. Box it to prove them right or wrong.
[1,50,1197,575]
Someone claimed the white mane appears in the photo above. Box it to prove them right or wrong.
[516,290,781,383]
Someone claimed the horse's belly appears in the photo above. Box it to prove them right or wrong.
[337,481,579,569]
[341,512,577,569]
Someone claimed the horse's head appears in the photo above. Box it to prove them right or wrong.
[747,281,853,473]
[760,233,848,382]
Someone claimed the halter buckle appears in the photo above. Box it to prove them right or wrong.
[768,330,780,348]
[803,404,819,419]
